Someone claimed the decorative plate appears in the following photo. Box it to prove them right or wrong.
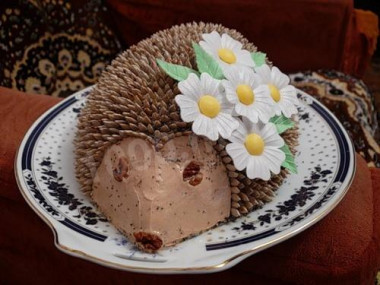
[15,86,355,274]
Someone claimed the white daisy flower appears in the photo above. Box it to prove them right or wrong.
[222,66,274,123]
[199,31,254,71]
[175,72,239,141]
[255,64,298,118]
[226,118,285,180]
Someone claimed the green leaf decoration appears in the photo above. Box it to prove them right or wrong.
[156,59,199,81]
[192,43,224,79]
[251,52,266,67]
[269,115,295,134]
[280,144,297,174]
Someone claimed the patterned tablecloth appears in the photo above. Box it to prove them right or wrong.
[290,70,379,167]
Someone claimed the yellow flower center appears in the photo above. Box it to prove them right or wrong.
[198,95,221,118]
[244,133,265,156]
[236,84,255,105]
[268,84,281,102]
[218,48,236,64]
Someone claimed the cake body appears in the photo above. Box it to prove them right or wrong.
[75,22,299,252]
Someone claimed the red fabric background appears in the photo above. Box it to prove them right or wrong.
[105,0,378,77]
[1,87,380,284]
[106,0,350,73]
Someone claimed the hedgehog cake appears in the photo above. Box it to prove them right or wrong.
[75,22,299,252]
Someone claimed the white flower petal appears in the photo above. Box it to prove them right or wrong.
[254,84,271,99]
[200,73,220,96]
[246,157,255,179]
[226,143,249,171]
[260,122,279,141]
[280,102,298,118]
[200,31,222,57]
[228,120,247,143]
[262,147,286,174]
[256,109,272,123]
[257,158,272,180]
[247,156,271,180]
[219,93,235,114]
[216,113,239,139]
[235,49,255,67]
[202,31,222,46]
[231,108,239,117]
[221,33,243,50]
[239,67,255,85]
[251,73,263,88]
[178,73,201,101]
[255,64,272,84]
[222,65,241,83]
[280,85,298,104]
[235,103,259,123]
[252,86,273,123]
[192,115,219,141]
[271,67,290,89]
[242,116,257,133]
[272,103,282,116]
[264,133,285,148]
[174,95,200,122]
[274,85,298,118]
[217,60,232,71]
[225,93,239,105]
[199,42,218,58]
[223,81,239,104]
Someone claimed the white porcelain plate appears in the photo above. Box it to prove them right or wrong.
[15,86,355,274]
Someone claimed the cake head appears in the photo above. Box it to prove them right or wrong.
[91,135,232,251]
[75,22,298,251]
